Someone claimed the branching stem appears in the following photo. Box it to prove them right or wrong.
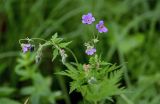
[65,47,79,65]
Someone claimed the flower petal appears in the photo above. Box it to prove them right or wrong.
[22,47,28,53]
[99,20,104,24]
[96,24,99,29]
[88,13,92,17]
[82,20,86,24]
[92,17,95,22]
[82,15,86,19]
[102,27,108,32]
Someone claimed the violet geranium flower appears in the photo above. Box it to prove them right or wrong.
[96,20,108,33]
[21,43,31,53]
[85,48,96,55]
[82,13,95,24]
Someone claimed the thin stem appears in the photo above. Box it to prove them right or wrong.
[88,24,95,39]
[92,24,96,39]
[65,47,79,65]
[19,38,47,45]
[31,38,47,42]
[96,31,99,39]
[52,41,61,50]
[24,97,29,104]
[19,39,28,44]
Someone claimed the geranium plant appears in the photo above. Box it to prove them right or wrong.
[19,12,124,104]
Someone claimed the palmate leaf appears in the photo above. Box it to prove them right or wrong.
[69,81,81,94]
[57,63,86,93]
[56,63,84,80]
[83,69,124,102]
[50,33,63,44]
[56,70,71,77]
[106,64,120,73]
[50,33,72,62]
[51,33,58,41]
[109,69,123,84]
[57,55,124,103]
[59,41,72,48]
[63,64,80,79]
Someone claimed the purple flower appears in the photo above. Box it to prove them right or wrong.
[96,20,108,33]
[21,44,31,53]
[85,48,96,55]
[82,13,95,24]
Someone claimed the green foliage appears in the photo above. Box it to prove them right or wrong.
[34,33,71,63]
[15,53,37,80]
[0,0,160,104]
[0,98,21,104]
[109,33,145,54]
[0,87,15,97]
[58,55,124,103]
[15,52,61,104]
[52,49,59,61]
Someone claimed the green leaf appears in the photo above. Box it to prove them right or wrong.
[55,71,70,77]
[0,98,21,104]
[51,33,58,41]
[69,81,80,93]
[50,33,63,44]
[21,86,35,95]
[59,41,72,48]
[52,49,59,61]
[118,34,144,53]
[54,38,63,44]
[50,33,63,43]
[0,87,15,96]
[84,69,124,102]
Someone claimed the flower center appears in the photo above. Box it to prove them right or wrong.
[86,16,91,22]
[87,19,90,22]
[99,25,104,29]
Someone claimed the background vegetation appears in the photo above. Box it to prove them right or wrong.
[0,0,160,104]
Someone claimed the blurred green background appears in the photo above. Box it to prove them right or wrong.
[0,0,160,104]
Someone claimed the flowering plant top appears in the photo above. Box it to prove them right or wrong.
[18,12,124,104]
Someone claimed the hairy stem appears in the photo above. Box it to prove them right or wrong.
[31,38,47,42]
[19,38,47,45]
[65,47,79,65]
